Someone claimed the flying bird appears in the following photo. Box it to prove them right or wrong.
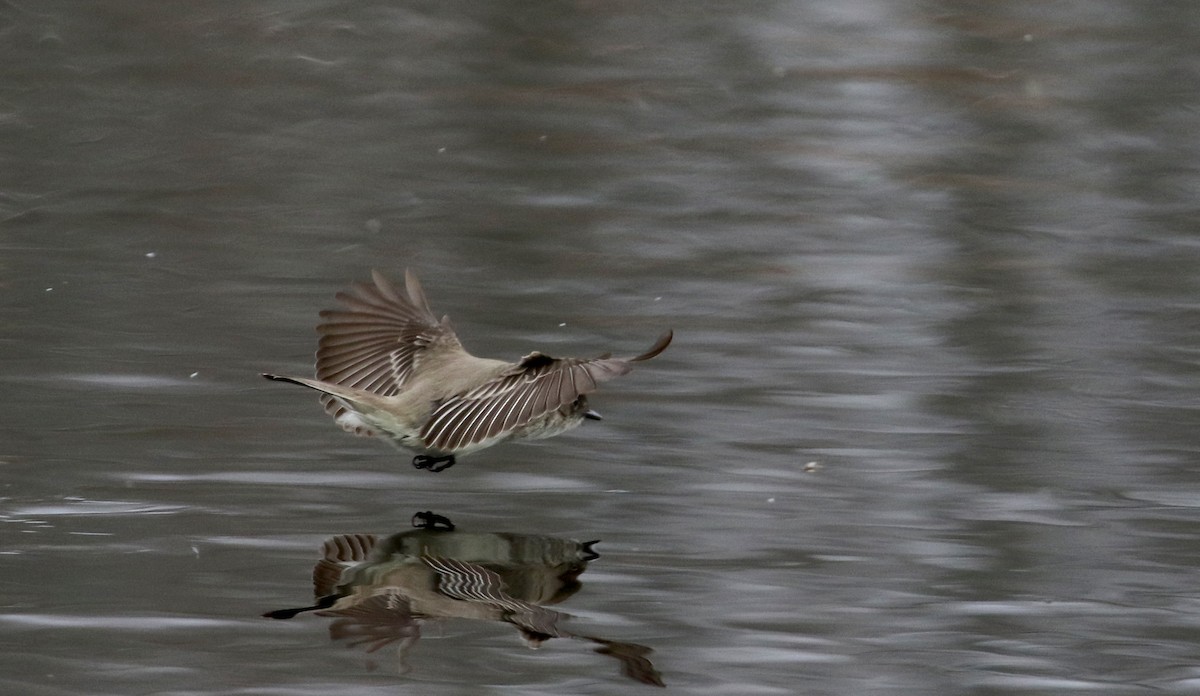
[263,270,672,472]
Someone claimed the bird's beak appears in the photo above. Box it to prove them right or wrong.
[584,409,603,421]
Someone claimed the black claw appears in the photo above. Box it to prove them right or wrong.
[412,454,456,472]
[412,511,456,531]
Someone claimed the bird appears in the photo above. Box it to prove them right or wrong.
[263,269,672,472]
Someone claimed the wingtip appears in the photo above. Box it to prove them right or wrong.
[403,267,436,318]
[365,268,409,306]
[629,329,673,362]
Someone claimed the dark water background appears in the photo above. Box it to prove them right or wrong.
[3,2,1199,694]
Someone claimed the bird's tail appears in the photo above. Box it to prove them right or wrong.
[262,373,330,391]
[261,373,362,401]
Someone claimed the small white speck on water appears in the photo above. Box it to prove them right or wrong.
[1023,33,1033,42]
[189,372,199,378]
[192,545,200,558]
[437,147,446,154]
[538,134,547,142]
[145,251,156,258]
[767,497,775,503]
[804,461,820,472]
[558,322,567,327]
[654,296,662,301]
[45,287,53,292]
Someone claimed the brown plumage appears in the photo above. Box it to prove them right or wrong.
[263,270,672,471]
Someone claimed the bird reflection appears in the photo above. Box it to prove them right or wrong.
[263,512,664,687]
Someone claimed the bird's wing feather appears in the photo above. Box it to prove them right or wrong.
[418,353,629,453]
[423,556,566,637]
[418,331,671,452]
[315,270,466,430]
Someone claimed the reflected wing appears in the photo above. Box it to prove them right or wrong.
[424,556,521,610]
[261,534,380,621]
[418,330,671,453]
[316,591,419,654]
[591,639,666,687]
[315,270,465,432]
[424,556,565,639]
[313,534,378,597]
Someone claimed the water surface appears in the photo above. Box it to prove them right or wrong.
[3,2,1199,694]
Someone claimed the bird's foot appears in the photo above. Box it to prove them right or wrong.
[412,454,455,472]
[412,511,456,531]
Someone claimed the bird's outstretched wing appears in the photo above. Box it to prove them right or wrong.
[423,556,566,639]
[315,270,464,431]
[419,331,672,452]
[313,533,378,597]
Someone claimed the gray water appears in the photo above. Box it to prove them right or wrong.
[3,2,1200,694]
